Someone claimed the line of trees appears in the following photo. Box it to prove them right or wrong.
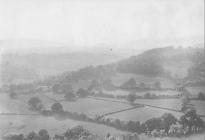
[120,78,162,90]
[52,82,94,101]
[2,125,98,140]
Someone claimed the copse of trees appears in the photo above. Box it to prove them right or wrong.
[51,102,64,114]
[127,93,137,104]
[38,129,50,140]
[28,97,43,111]
[52,82,77,101]
[76,88,91,98]
[52,83,73,95]
[180,109,204,132]
[161,113,178,133]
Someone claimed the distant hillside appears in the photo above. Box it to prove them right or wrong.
[0,40,124,85]
[1,39,204,86]
[116,46,202,79]
[42,45,204,89]
[116,47,169,77]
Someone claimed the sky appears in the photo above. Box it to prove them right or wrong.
[0,0,204,50]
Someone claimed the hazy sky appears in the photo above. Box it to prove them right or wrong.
[0,0,204,48]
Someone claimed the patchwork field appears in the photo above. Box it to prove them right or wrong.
[0,115,126,137]
[0,89,204,138]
